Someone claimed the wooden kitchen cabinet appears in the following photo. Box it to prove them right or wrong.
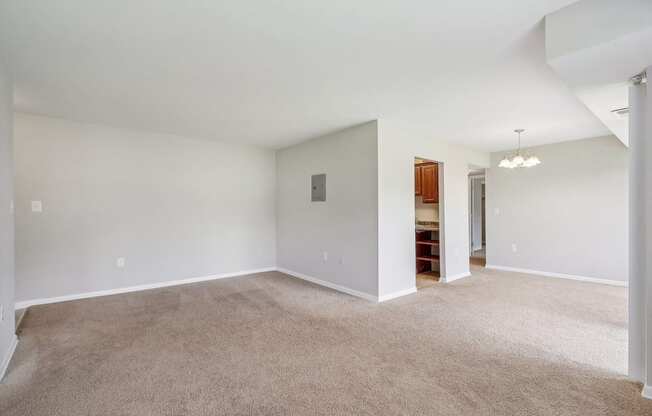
[414,165,422,195]
[420,163,438,203]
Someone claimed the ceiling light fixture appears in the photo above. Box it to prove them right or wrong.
[498,129,540,169]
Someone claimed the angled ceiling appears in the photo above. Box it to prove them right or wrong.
[6,0,610,151]
[546,0,652,147]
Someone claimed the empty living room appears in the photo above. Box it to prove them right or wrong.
[2,1,652,415]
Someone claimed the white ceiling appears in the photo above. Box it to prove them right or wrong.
[6,0,610,151]
[546,0,652,147]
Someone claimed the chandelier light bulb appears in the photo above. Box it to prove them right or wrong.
[499,157,512,168]
[498,129,540,169]
[523,156,541,167]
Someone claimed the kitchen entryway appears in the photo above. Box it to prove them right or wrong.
[415,157,441,288]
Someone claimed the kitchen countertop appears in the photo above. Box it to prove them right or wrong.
[416,221,439,232]
[416,225,439,231]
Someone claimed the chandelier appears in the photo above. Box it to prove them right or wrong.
[498,129,541,169]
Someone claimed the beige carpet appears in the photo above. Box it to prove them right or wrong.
[1,267,649,415]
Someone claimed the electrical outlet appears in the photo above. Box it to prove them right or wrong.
[494,207,500,216]
[116,257,126,268]
[0,304,4,322]
[31,200,43,212]
[322,251,328,262]
[511,243,517,253]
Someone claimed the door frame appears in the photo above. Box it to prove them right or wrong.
[468,173,485,255]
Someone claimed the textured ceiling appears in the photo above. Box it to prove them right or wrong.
[6,0,609,151]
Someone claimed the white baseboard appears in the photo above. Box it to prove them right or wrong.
[443,272,471,283]
[15,309,27,332]
[378,287,417,302]
[485,265,627,287]
[0,335,18,382]
[642,384,652,400]
[276,268,378,302]
[14,267,277,309]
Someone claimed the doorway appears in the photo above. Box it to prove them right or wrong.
[415,157,442,289]
[468,169,486,267]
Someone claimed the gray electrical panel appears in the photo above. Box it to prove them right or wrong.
[311,174,326,202]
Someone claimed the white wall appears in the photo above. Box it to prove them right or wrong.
[628,80,647,385]
[0,21,16,379]
[629,65,652,395]
[377,120,490,297]
[629,65,652,396]
[486,135,628,283]
[276,122,378,298]
[645,66,652,395]
[13,113,277,303]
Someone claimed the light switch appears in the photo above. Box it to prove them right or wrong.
[31,200,43,212]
